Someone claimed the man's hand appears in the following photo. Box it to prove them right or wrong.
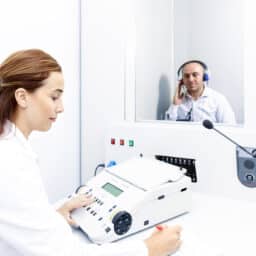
[173,81,186,105]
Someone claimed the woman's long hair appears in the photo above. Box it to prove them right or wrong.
[0,49,62,134]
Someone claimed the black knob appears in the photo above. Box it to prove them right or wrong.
[112,211,132,235]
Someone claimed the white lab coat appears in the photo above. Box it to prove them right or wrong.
[0,121,148,256]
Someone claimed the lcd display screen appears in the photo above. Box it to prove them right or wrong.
[102,182,123,197]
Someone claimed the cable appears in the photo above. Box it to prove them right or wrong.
[94,163,105,176]
[74,163,105,194]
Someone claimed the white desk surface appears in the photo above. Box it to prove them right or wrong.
[72,192,256,256]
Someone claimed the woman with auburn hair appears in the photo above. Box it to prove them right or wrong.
[0,49,181,256]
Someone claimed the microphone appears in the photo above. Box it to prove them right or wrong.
[202,119,256,158]
[203,119,256,188]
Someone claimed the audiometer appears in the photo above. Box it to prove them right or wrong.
[71,158,192,244]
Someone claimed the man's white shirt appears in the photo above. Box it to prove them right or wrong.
[165,87,236,124]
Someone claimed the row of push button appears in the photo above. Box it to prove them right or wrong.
[95,197,104,206]
[85,206,105,222]
[84,188,104,206]
[110,138,134,147]
[108,204,117,212]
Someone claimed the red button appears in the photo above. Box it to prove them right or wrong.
[111,138,115,145]
[120,139,125,145]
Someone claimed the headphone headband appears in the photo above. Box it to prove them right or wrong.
[177,60,210,82]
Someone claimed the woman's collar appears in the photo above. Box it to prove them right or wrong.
[2,120,38,159]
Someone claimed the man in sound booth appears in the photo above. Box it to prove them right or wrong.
[165,60,236,124]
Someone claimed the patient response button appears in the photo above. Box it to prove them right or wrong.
[246,174,254,182]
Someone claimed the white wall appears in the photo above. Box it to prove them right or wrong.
[81,0,130,182]
[244,0,256,128]
[0,0,81,202]
[134,0,173,121]
[186,0,244,124]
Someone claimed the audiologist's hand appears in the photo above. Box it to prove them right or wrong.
[144,225,182,256]
[173,81,186,105]
[57,194,94,226]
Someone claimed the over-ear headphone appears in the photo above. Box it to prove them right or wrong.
[177,60,210,82]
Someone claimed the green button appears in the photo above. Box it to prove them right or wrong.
[128,140,134,147]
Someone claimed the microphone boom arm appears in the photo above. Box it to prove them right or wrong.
[213,128,254,157]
